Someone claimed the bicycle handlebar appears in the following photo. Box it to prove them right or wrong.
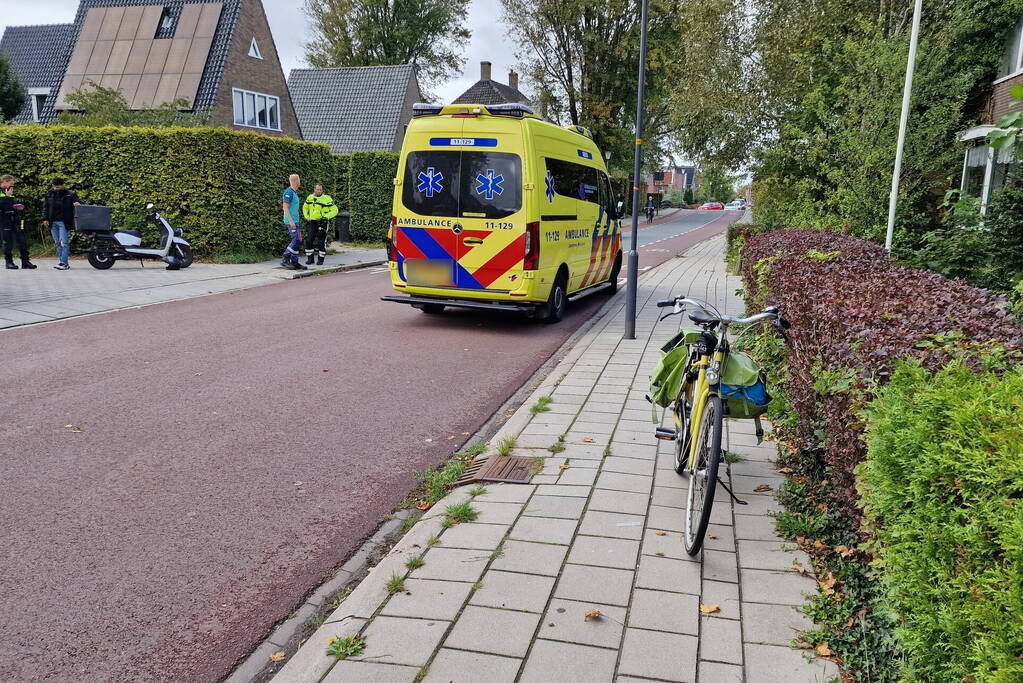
[658,296,790,329]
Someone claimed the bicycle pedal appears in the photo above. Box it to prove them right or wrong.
[654,428,677,441]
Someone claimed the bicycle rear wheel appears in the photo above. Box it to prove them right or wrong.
[684,394,723,556]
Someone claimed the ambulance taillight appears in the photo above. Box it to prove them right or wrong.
[387,216,397,262]
[524,221,540,270]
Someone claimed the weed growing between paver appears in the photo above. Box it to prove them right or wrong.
[325,634,366,659]
[443,502,478,525]
[739,229,1023,681]
[385,574,405,594]
[495,436,518,456]
[530,395,553,414]
[548,435,566,453]
[403,444,486,510]
[404,555,425,570]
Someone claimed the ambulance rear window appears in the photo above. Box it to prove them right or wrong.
[403,151,521,219]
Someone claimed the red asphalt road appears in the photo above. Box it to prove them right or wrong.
[0,211,735,683]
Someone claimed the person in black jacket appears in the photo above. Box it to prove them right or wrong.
[43,178,80,270]
[0,174,35,270]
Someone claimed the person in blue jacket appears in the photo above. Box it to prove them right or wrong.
[281,173,306,271]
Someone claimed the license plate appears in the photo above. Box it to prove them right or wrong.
[406,259,454,287]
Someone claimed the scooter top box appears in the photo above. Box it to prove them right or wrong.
[74,204,111,232]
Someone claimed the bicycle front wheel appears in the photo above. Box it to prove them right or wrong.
[684,394,723,556]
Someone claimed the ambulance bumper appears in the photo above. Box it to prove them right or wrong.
[380,295,535,313]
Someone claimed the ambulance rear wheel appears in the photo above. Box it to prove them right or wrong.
[605,252,622,294]
[420,303,445,314]
[539,272,567,324]
[88,251,115,270]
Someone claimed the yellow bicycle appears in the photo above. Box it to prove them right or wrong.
[652,296,787,555]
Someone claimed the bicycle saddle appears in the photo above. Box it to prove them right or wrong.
[688,309,719,328]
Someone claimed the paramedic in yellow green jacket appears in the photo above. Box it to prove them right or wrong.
[303,184,339,265]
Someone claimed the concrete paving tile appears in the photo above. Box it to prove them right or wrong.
[538,598,626,649]
[578,510,645,540]
[641,528,694,561]
[612,431,658,446]
[381,578,473,620]
[583,401,625,414]
[421,649,521,683]
[530,474,560,484]
[534,484,590,498]
[704,524,736,552]
[744,643,839,683]
[587,488,649,515]
[510,516,578,545]
[737,540,805,571]
[656,468,688,489]
[565,431,611,446]
[523,423,571,436]
[595,471,652,494]
[492,539,568,576]
[651,485,685,509]
[742,602,814,646]
[524,495,586,519]
[444,605,541,657]
[519,640,618,683]
[555,384,594,396]
[571,420,616,435]
[517,433,562,449]
[438,522,509,550]
[647,504,685,532]
[635,554,701,594]
[478,484,535,504]
[700,615,743,664]
[733,493,781,517]
[412,548,489,582]
[586,392,624,405]
[703,549,739,583]
[730,474,783,495]
[607,442,659,460]
[627,589,699,635]
[567,535,639,570]
[554,564,634,606]
[618,628,698,681]
[698,660,744,683]
[350,616,448,667]
[701,580,741,620]
[323,661,419,682]
[600,456,655,476]
[470,570,555,613]
[740,569,815,606]
[736,515,773,539]
[468,502,523,525]
[557,466,598,486]
[558,443,607,459]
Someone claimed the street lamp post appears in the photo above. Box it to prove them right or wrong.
[885,0,923,252]
[624,0,651,340]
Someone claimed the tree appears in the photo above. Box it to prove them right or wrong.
[55,83,210,127]
[303,0,470,96]
[500,0,683,170]
[0,53,27,121]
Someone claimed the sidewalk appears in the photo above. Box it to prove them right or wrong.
[0,246,385,329]
[270,236,837,683]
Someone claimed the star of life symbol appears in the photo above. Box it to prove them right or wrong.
[509,273,518,282]
[475,169,505,200]
[416,167,444,198]
[545,171,556,202]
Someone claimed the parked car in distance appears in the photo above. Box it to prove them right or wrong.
[724,200,746,210]
[698,202,724,210]
[660,199,673,208]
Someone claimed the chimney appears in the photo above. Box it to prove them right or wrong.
[509,71,519,90]
[480,61,492,81]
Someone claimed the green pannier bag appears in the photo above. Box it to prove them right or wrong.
[648,327,701,417]
[720,351,770,441]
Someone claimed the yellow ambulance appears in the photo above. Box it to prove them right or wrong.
[381,103,622,322]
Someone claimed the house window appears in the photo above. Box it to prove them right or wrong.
[29,88,49,122]
[961,143,1016,212]
[232,88,281,131]
[962,144,988,198]
[998,19,1023,80]
[248,38,262,59]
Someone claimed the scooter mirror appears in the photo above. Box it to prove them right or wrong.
[146,203,155,210]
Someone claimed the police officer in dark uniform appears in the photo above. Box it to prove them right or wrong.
[303,184,339,265]
[0,175,36,270]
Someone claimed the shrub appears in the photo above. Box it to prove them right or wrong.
[333,154,351,213]
[859,359,1023,682]
[348,151,398,242]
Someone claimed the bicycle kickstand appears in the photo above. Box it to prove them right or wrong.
[717,477,747,506]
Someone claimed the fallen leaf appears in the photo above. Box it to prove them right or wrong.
[754,484,772,493]
[559,464,571,471]
[416,500,433,511]
[581,437,595,443]
[835,545,855,558]
[700,603,721,614]
[812,539,830,551]
[791,561,808,575]
[322,369,329,373]
[655,552,665,557]
[708,534,718,540]
[269,651,286,663]
[795,536,808,545]
[65,424,82,433]
[845,617,854,628]
[654,530,668,536]
[447,435,456,440]
[815,642,833,657]
[778,467,794,474]
[583,609,603,621]
[819,572,838,595]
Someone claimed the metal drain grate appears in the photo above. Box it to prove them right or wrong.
[455,455,535,485]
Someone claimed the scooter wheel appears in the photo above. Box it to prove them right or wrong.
[88,252,116,269]
[174,244,194,268]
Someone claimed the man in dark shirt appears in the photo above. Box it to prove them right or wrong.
[43,177,81,271]
[0,174,35,270]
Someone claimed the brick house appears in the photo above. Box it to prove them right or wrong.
[650,165,697,194]
[0,0,301,139]
[958,19,1023,209]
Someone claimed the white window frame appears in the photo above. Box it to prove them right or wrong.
[248,38,263,59]
[997,19,1023,84]
[960,142,1016,214]
[231,87,281,131]
[29,87,49,122]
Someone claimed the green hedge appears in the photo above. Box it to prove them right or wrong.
[333,154,351,214]
[0,125,375,258]
[347,151,397,242]
[859,359,1023,682]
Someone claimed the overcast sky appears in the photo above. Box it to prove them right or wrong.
[0,0,520,103]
